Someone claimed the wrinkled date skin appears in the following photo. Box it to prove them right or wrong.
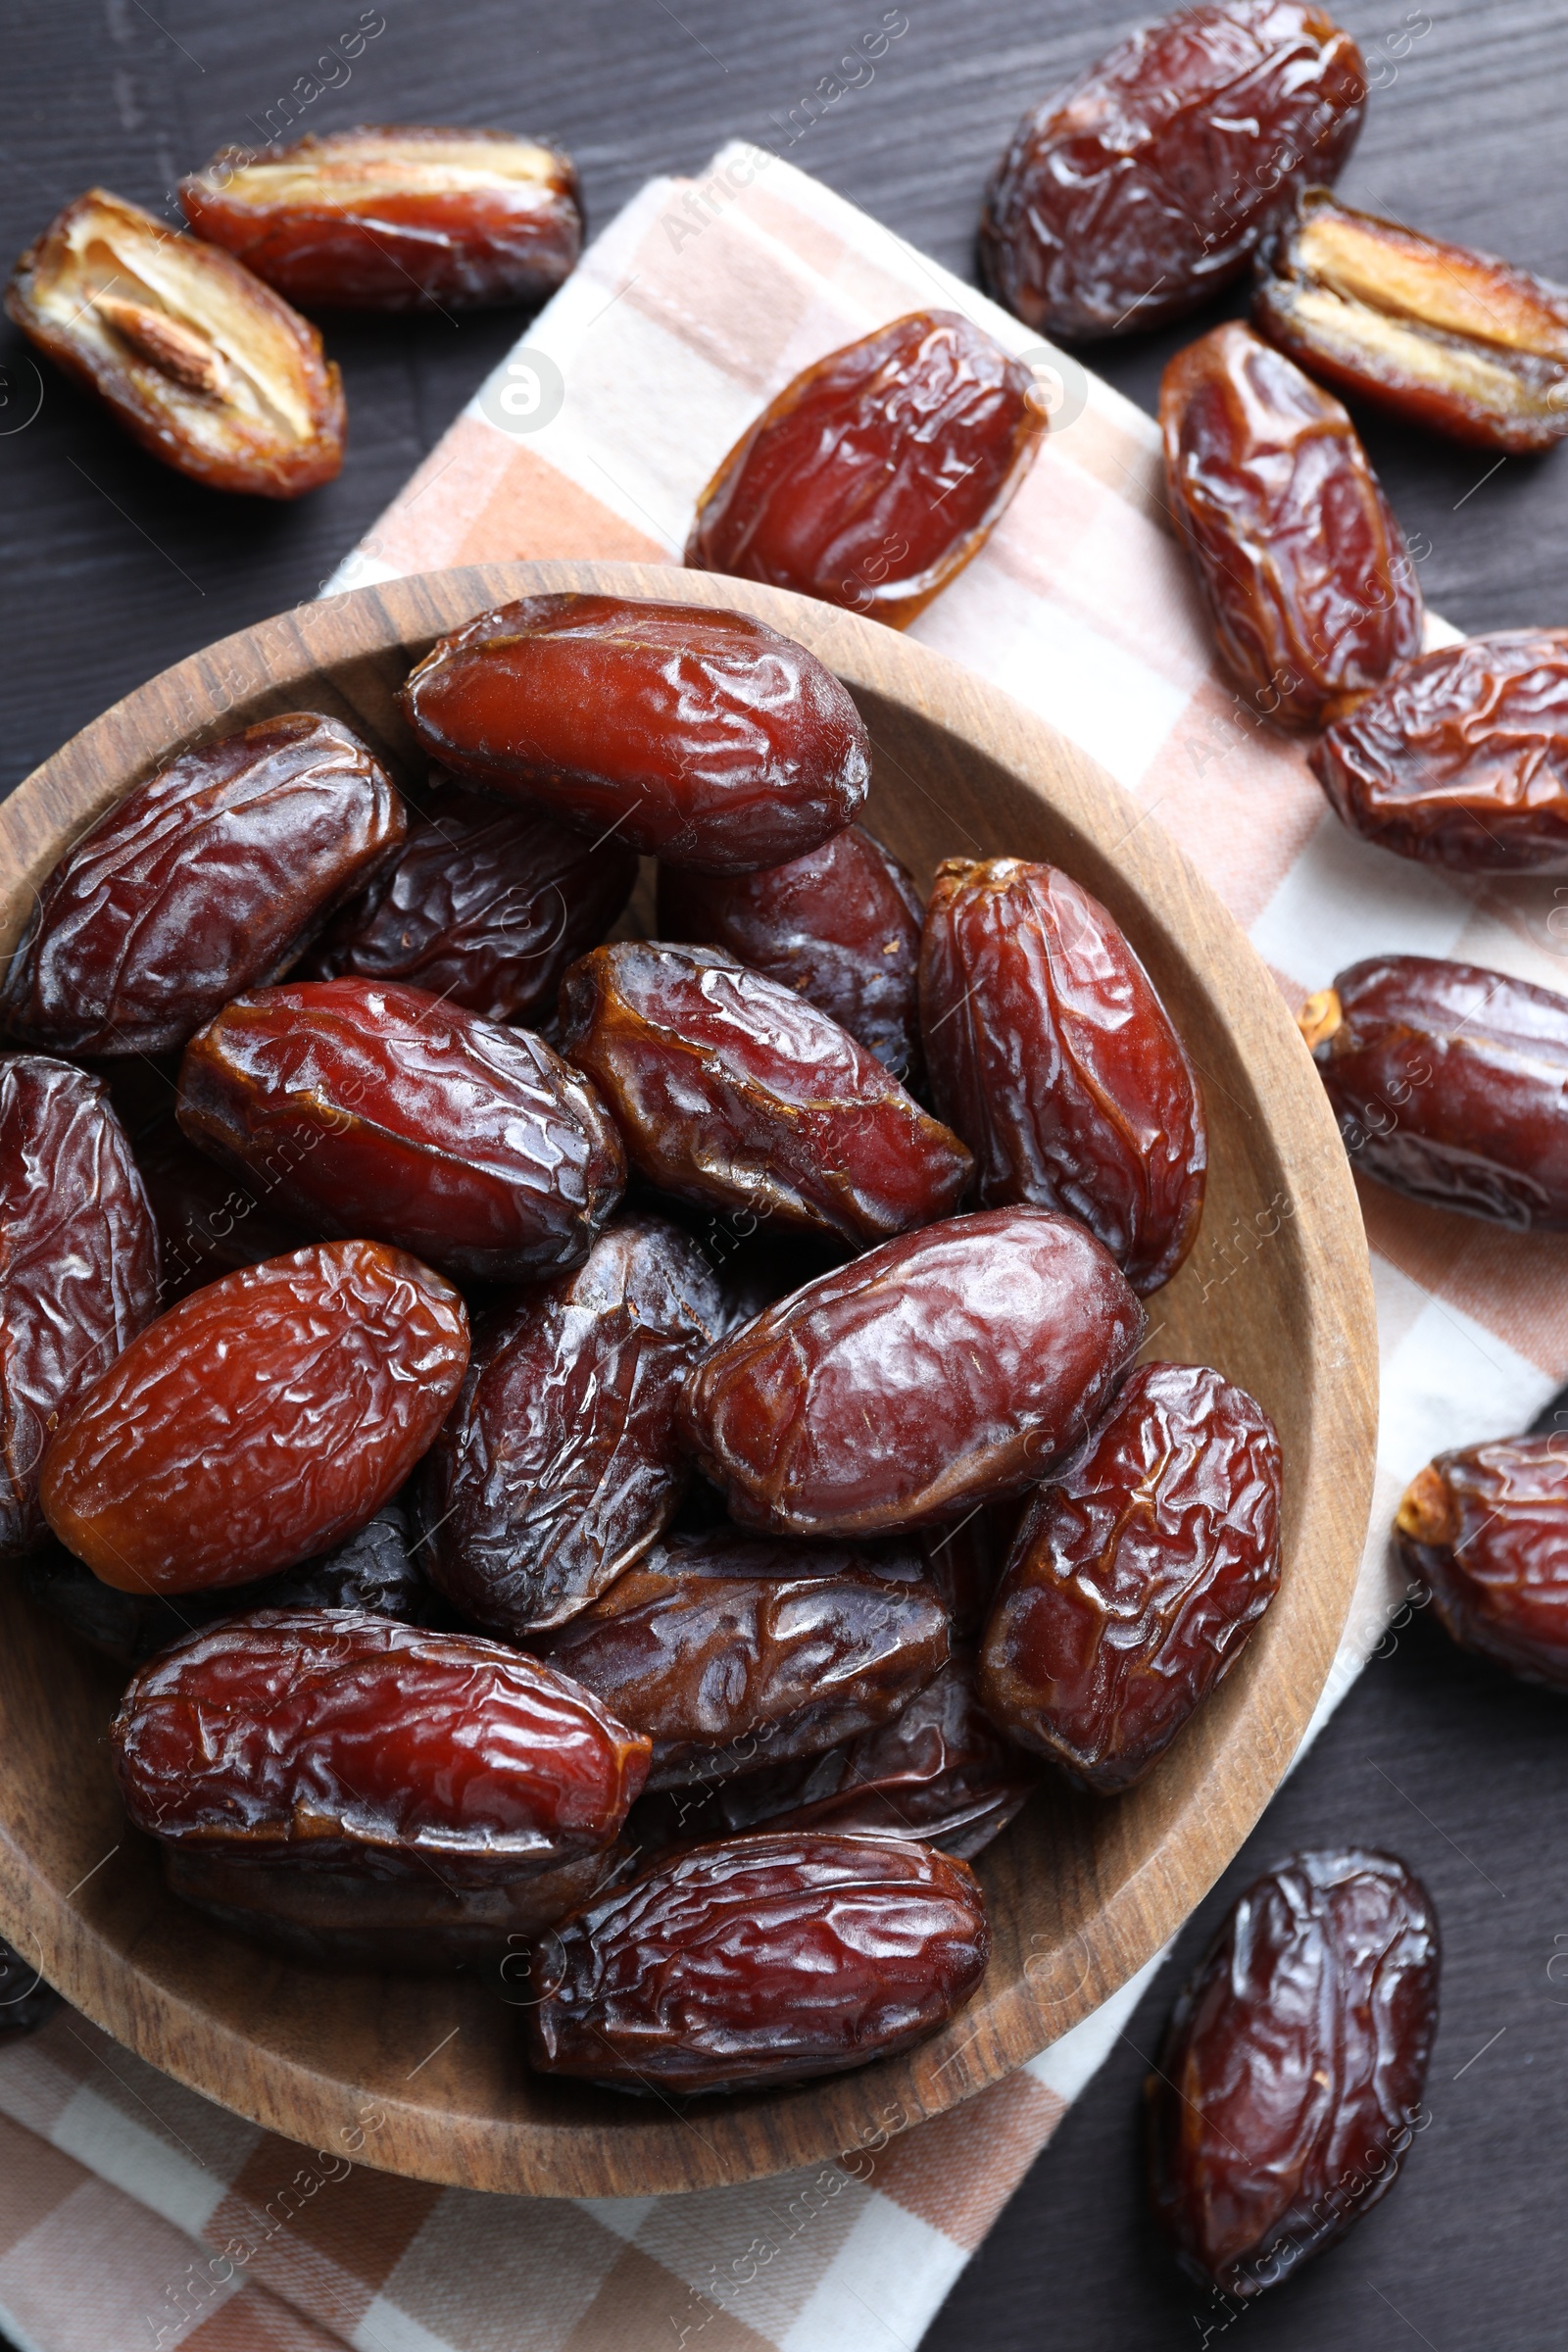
[113,1609,650,1885]
[981,1362,1282,1792]
[179,125,582,312]
[920,858,1206,1294]
[302,768,637,1022]
[1147,1849,1440,2297]
[657,823,925,1081]
[560,942,971,1248]
[679,1206,1146,1539]
[980,1,1365,341]
[40,1239,468,1593]
[420,1217,725,1637]
[134,1112,311,1304]
[1309,631,1568,874]
[685,311,1042,625]
[1161,323,1423,727]
[2,714,407,1057]
[399,595,870,873]
[1396,1436,1568,1688]
[1302,955,1568,1228]
[1256,188,1568,457]
[0,1936,60,2040]
[526,1831,990,2093]
[5,188,344,496]
[177,977,626,1281]
[0,1057,160,1559]
[532,1529,950,1791]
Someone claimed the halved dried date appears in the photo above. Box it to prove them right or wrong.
[559,942,970,1247]
[40,1239,467,1593]
[525,1831,989,2092]
[1148,1848,1439,2296]
[1396,1435,1568,1687]
[2,714,406,1057]
[679,1207,1145,1538]
[176,977,626,1280]
[113,1609,649,1884]
[685,311,1042,625]
[6,189,344,496]
[419,1216,724,1637]
[981,1363,1282,1791]
[180,125,581,312]
[920,858,1205,1293]
[399,595,869,873]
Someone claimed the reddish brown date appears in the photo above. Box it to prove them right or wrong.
[301,768,637,1022]
[560,942,970,1248]
[1301,956,1568,1228]
[6,189,344,497]
[656,822,925,1081]
[980,2,1365,342]
[2,714,406,1056]
[0,1057,159,1559]
[526,1831,989,2092]
[1309,631,1568,873]
[0,1937,59,2041]
[685,311,1042,625]
[981,1362,1282,1791]
[1148,1848,1439,2297]
[40,1239,467,1593]
[419,1217,724,1637]
[533,1530,950,1791]
[920,858,1206,1294]
[399,595,870,873]
[679,1207,1145,1539]
[1396,1436,1568,1688]
[1160,324,1423,727]
[177,977,625,1280]
[113,1610,649,1884]
[179,126,581,312]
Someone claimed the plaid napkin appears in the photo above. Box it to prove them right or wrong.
[4,141,1564,2352]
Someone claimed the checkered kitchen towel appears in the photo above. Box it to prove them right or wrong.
[4,140,1566,2352]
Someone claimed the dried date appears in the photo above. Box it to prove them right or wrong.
[1396,1435,1568,1687]
[133,1111,311,1303]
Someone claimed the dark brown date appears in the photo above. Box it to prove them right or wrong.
[1301,955,1568,1228]
[685,311,1042,625]
[113,1609,650,1885]
[3,714,406,1058]
[559,942,970,1248]
[41,1239,468,1593]
[679,1207,1145,1539]
[134,1111,311,1303]
[0,1936,60,2040]
[981,1362,1282,1791]
[0,1056,160,1559]
[656,822,925,1080]
[980,2,1365,341]
[1396,1436,1568,1687]
[920,858,1206,1294]
[1147,1848,1439,2296]
[532,1529,949,1790]
[399,595,870,873]
[1310,631,1568,873]
[177,976,626,1280]
[525,1831,989,2092]
[419,1216,725,1637]
[1161,323,1423,727]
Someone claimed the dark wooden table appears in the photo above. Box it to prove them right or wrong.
[3,5,1565,2347]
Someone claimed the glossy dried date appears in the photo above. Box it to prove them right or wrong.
[685,311,1042,625]
[980,1,1365,341]
[1160,323,1422,726]
[1396,1436,1568,1687]
[920,858,1205,1293]
[679,1206,1145,1538]
[1301,955,1568,1227]
[399,595,869,873]
[525,1831,989,2092]
[980,1362,1282,1790]
[41,1239,467,1593]
[1147,1848,1439,2296]
[177,977,625,1280]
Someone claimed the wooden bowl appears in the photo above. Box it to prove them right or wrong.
[0,560,1376,2197]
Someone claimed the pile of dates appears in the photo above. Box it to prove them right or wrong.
[2,588,1289,2101]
